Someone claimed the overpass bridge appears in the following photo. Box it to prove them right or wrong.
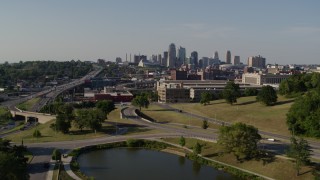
[11,110,56,124]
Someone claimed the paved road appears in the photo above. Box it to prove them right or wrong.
[155,103,320,150]
[26,133,183,180]
[23,105,320,179]
[122,106,320,159]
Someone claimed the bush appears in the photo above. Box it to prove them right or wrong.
[52,149,61,161]
[33,129,41,138]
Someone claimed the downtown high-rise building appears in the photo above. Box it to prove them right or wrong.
[247,55,266,68]
[162,51,168,66]
[213,51,219,60]
[233,56,240,65]
[191,51,198,67]
[167,43,176,68]
[177,46,186,67]
[226,50,231,64]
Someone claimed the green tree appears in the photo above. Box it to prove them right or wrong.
[200,92,212,105]
[179,136,186,147]
[74,109,90,131]
[52,149,62,161]
[256,85,277,106]
[287,91,320,137]
[33,129,41,138]
[96,100,115,117]
[54,104,74,133]
[223,81,240,105]
[0,138,29,180]
[218,122,261,160]
[244,88,258,96]
[287,137,312,176]
[132,95,150,111]
[202,120,209,129]
[193,142,202,155]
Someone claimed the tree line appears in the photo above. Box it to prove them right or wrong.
[0,60,92,90]
[48,100,115,134]
[200,81,277,106]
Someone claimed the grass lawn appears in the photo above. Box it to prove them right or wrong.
[170,96,294,136]
[141,104,221,129]
[16,97,41,111]
[163,138,315,180]
[4,108,126,143]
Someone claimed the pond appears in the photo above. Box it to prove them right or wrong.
[77,148,236,180]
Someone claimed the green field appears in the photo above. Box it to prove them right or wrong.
[141,104,221,129]
[16,97,41,111]
[170,96,294,136]
[163,138,315,180]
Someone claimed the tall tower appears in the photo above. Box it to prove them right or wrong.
[162,51,168,66]
[167,43,176,68]
[191,51,198,67]
[214,51,219,60]
[226,50,231,64]
[233,56,240,65]
[177,46,186,66]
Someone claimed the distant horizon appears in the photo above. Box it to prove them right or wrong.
[1,0,319,64]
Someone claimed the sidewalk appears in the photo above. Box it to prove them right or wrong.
[62,156,81,180]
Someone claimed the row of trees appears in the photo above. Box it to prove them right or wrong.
[279,73,320,96]
[51,100,115,133]
[200,81,277,106]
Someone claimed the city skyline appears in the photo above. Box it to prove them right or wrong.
[0,0,320,64]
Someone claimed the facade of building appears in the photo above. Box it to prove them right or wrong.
[157,82,190,103]
[134,55,147,64]
[226,50,231,64]
[191,51,198,68]
[177,46,186,67]
[214,51,219,60]
[167,43,176,68]
[233,56,240,65]
[242,73,290,85]
[157,80,262,102]
[162,51,168,66]
[171,70,187,80]
[247,55,266,68]
[94,92,133,102]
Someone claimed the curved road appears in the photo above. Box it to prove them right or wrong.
[24,105,320,179]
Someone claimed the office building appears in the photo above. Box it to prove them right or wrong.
[233,56,240,65]
[167,43,176,68]
[191,51,198,67]
[162,51,168,66]
[247,55,266,68]
[226,50,231,64]
[214,51,219,60]
[177,46,186,67]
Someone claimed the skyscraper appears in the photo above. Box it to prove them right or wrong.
[233,56,240,65]
[191,51,198,67]
[177,46,186,66]
[167,43,176,68]
[226,50,231,64]
[162,51,168,66]
[214,51,219,60]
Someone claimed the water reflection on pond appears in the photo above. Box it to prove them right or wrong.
[77,148,236,180]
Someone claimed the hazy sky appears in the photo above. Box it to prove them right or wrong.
[0,0,319,64]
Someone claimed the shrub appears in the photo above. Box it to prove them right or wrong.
[33,129,41,138]
[52,149,62,161]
